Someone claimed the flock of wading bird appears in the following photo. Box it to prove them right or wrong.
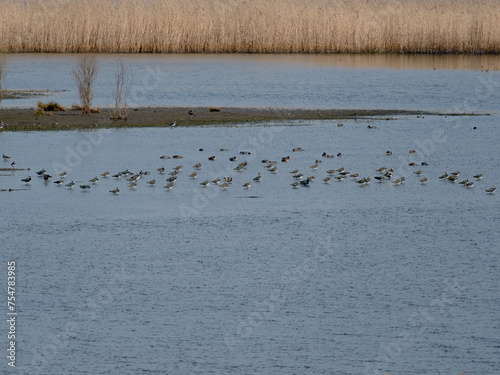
[2,148,496,195]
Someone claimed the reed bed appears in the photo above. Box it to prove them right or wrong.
[1,0,499,54]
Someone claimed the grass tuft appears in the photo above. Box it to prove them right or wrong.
[37,100,66,112]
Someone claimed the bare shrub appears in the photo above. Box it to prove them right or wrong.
[110,60,131,120]
[0,53,8,105]
[72,55,98,114]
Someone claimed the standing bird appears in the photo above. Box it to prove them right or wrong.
[485,186,496,194]
[188,110,195,118]
[253,173,262,182]
[65,181,75,188]
[80,185,91,190]
[110,187,120,194]
[101,171,110,178]
[243,182,252,189]
[293,173,304,180]
[300,179,310,186]
[3,154,11,161]
[21,176,31,184]
[147,179,156,185]
[89,177,99,183]
[11,161,16,168]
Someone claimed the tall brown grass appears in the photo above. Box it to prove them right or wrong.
[0,0,499,54]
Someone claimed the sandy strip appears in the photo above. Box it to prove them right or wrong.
[0,106,463,131]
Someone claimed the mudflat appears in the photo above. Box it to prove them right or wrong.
[0,106,435,131]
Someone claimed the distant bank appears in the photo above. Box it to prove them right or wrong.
[1,0,499,54]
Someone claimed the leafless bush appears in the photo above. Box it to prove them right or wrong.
[0,53,8,105]
[72,54,98,114]
[110,60,131,120]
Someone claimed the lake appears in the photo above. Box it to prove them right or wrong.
[2,53,500,112]
[1,54,500,375]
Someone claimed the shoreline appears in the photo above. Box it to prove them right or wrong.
[0,107,479,132]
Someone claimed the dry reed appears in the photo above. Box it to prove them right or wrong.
[37,100,66,112]
[35,100,66,115]
[0,0,499,54]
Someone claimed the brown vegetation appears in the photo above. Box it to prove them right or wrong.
[35,100,66,115]
[0,0,499,54]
